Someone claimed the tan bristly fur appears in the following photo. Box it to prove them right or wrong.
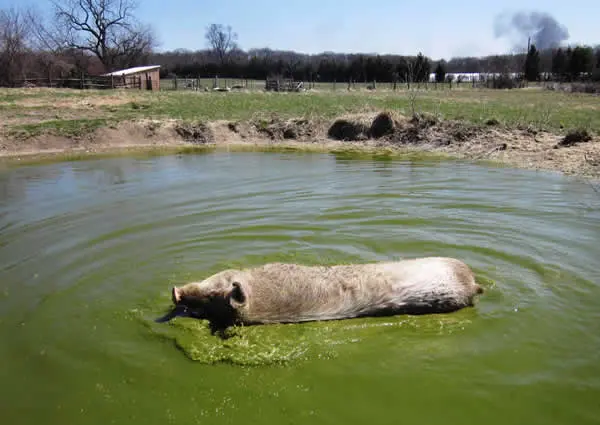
[173,257,483,325]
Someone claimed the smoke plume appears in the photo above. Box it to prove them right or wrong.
[494,11,570,51]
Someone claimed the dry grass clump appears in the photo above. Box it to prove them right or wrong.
[327,117,371,141]
[370,111,402,139]
[555,129,593,148]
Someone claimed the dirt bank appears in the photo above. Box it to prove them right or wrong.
[0,113,598,178]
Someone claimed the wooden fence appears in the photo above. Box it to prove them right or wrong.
[159,74,530,92]
[6,73,529,92]
[9,75,143,90]
[161,76,258,91]
[265,78,305,92]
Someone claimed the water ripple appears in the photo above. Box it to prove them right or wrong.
[1,152,599,424]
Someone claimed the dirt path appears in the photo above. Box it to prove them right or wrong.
[0,113,598,179]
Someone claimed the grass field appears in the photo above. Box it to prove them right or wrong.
[0,86,598,139]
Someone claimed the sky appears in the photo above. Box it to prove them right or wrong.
[3,0,599,60]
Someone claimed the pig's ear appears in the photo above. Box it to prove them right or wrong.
[229,281,246,305]
[172,287,181,304]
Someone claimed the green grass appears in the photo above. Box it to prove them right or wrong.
[9,118,112,138]
[118,89,600,132]
[1,86,599,138]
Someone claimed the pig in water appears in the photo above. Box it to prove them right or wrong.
[156,257,484,334]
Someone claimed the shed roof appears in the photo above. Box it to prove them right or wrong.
[103,65,160,76]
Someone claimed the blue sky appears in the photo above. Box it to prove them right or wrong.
[4,0,599,59]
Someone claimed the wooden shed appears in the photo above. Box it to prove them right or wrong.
[103,65,161,91]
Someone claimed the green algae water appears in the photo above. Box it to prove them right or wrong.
[1,151,599,425]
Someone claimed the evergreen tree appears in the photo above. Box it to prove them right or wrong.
[552,48,567,81]
[594,48,600,81]
[524,44,540,82]
[434,61,446,83]
[568,46,594,81]
[413,52,430,82]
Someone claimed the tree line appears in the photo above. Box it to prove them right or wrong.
[1,1,599,87]
[0,0,155,86]
[524,44,599,82]
[154,44,600,84]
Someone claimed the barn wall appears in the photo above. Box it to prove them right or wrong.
[113,69,161,90]
[124,75,139,88]
[146,69,160,90]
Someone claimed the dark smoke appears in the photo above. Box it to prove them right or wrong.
[494,11,570,51]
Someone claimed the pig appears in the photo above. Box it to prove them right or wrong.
[156,257,483,334]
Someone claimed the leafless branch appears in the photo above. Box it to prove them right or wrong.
[0,7,31,85]
[50,0,156,72]
[205,24,238,65]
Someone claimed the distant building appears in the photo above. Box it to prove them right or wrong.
[103,65,161,91]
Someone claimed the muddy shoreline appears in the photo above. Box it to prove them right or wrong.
[1,112,598,179]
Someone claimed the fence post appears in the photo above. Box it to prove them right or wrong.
[80,72,84,90]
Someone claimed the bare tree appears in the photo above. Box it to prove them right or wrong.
[403,57,415,87]
[25,8,64,52]
[0,7,31,85]
[51,0,156,72]
[24,8,74,80]
[205,24,238,65]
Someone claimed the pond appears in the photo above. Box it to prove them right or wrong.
[1,151,599,425]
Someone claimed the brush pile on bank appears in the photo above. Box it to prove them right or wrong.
[174,121,215,144]
[250,117,317,140]
[327,118,371,141]
[325,111,489,149]
[215,110,598,177]
[225,111,505,150]
[327,112,411,141]
[555,129,593,148]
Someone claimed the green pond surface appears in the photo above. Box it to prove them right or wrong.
[1,151,599,424]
